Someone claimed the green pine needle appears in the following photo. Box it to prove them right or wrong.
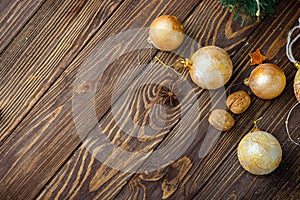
[218,0,279,25]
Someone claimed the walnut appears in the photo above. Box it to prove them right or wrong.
[226,91,251,114]
[208,109,235,131]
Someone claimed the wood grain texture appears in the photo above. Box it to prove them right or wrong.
[193,84,299,200]
[114,1,300,199]
[0,0,45,53]
[36,0,268,199]
[0,0,204,199]
[36,65,191,200]
[0,0,122,143]
[0,0,124,198]
[0,0,299,199]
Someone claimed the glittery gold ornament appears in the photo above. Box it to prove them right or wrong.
[244,63,286,99]
[238,130,282,175]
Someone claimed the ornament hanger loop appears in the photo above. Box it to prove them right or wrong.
[286,17,300,67]
[285,101,300,146]
[250,117,263,132]
[255,0,261,17]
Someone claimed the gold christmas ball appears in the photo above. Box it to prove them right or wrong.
[248,63,286,99]
[149,15,185,51]
[190,46,233,89]
[237,131,282,175]
[294,69,300,101]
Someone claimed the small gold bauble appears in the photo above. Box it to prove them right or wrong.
[248,63,286,99]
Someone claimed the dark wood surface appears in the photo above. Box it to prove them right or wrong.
[0,0,299,199]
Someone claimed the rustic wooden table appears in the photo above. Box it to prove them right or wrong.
[0,0,299,199]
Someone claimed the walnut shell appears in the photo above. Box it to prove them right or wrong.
[208,109,235,131]
[226,91,251,114]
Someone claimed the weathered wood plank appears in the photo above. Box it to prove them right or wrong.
[114,1,300,199]
[1,0,299,200]
[35,0,266,199]
[0,0,205,199]
[0,0,45,53]
[37,65,185,200]
[0,0,122,143]
[193,83,299,200]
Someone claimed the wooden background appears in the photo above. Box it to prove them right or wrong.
[0,0,299,199]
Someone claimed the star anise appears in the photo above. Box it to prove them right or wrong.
[158,83,180,106]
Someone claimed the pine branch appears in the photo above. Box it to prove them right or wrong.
[218,0,279,25]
